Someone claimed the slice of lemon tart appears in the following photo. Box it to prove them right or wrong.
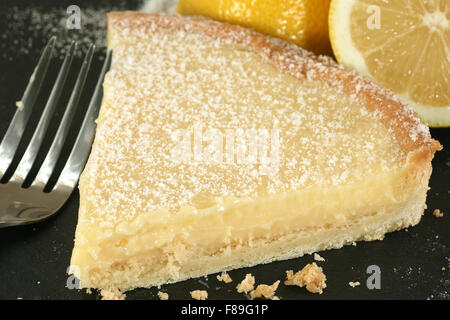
[70,13,441,293]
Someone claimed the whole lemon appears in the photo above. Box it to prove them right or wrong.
[178,0,333,55]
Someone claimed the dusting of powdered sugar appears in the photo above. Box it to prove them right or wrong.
[0,1,139,61]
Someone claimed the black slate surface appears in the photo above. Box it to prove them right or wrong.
[0,0,448,300]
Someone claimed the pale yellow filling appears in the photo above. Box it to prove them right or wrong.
[73,165,411,271]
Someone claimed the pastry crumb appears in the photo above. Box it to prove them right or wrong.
[314,253,325,262]
[442,267,446,271]
[16,101,24,110]
[157,291,169,300]
[100,288,126,300]
[216,272,233,283]
[349,281,360,288]
[85,288,92,294]
[285,262,327,294]
[236,273,255,293]
[250,280,280,299]
[433,209,444,218]
[271,295,280,300]
[190,290,208,300]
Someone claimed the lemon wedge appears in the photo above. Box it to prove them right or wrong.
[329,0,450,127]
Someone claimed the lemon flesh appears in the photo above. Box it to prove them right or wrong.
[330,0,450,127]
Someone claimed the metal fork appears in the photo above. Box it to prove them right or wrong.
[0,37,112,227]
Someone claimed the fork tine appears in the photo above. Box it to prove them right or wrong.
[13,41,76,185]
[0,37,56,180]
[53,50,112,192]
[32,44,95,189]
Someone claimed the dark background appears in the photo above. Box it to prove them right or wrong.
[0,0,448,300]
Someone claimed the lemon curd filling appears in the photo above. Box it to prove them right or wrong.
[74,165,416,274]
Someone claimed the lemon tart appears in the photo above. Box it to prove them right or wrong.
[70,13,441,292]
